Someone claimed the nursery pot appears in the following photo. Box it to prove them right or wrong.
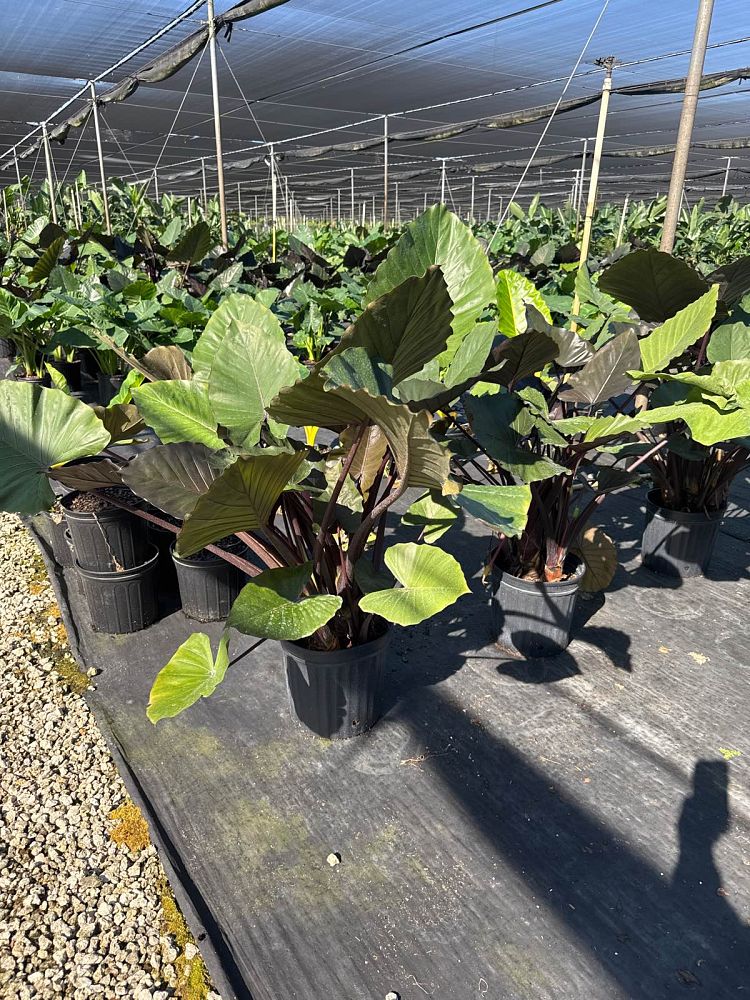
[172,546,246,622]
[48,358,82,391]
[62,491,148,572]
[148,523,179,590]
[641,488,725,579]
[76,545,159,634]
[98,372,125,405]
[492,560,586,658]
[0,337,15,359]
[15,373,51,387]
[281,628,391,740]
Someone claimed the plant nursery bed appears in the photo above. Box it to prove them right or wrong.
[26,482,750,1000]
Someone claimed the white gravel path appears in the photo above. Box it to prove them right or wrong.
[0,513,221,1000]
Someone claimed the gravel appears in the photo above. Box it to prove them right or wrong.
[0,513,221,1000]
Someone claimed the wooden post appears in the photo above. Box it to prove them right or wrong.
[207,0,228,248]
[382,115,389,224]
[470,175,475,223]
[661,0,715,252]
[201,158,208,213]
[42,123,58,224]
[571,58,616,326]
[722,156,732,197]
[440,159,446,204]
[350,168,355,223]
[88,82,111,234]
[237,182,242,215]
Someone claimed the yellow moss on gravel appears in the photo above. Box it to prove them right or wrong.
[109,801,152,853]
[159,878,212,1000]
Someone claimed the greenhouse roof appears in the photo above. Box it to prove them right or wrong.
[2,0,750,212]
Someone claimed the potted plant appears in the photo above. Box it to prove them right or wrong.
[598,248,750,577]
[441,303,662,656]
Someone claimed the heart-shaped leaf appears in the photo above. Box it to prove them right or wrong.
[454,484,531,536]
[147,632,229,724]
[402,491,458,542]
[0,383,110,513]
[638,286,719,373]
[598,249,709,323]
[358,542,469,626]
[121,442,231,519]
[133,380,224,449]
[228,563,341,640]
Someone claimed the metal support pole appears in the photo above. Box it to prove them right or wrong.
[153,168,159,202]
[395,182,400,225]
[270,144,277,262]
[237,182,242,215]
[13,150,25,216]
[187,196,193,225]
[423,191,427,213]
[350,168,355,223]
[41,123,57,224]
[572,59,616,325]
[470,175,475,223]
[722,156,732,197]
[372,193,376,225]
[661,0,715,253]
[383,115,389,224]
[88,82,111,234]
[207,0,229,249]
[575,138,589,236]
[337,187,341,223]
[201,158,207,213]
[616,194,630,246]
[487,187,492,221]
[254,194,258,220]
[440,159,446,205]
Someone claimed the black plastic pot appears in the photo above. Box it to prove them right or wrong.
[492,560,586,658]
[641,488,725,579]
[281,628,391,740]
[48,358,82,391]
[15,373,51,387]
[62,491,148,572]
[0,337,15,359]
[98,372,125,405]
[172,546,245,622]
[148,523,179,590]
[76,545,159,634]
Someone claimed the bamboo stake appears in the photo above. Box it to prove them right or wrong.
[571,58,616,327]
[661,0,715,252]
[575,137,589,236]
[207,0,228,249]
[42,123,58,224]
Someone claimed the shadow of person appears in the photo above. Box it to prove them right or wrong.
[394,687,750,999]
[666,760,748,991]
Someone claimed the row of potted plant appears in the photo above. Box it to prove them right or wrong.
[2,206,748,741]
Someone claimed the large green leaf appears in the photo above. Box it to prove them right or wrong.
[559,329,640,405]
[176,451,305,556]
[0,383,110,514]
[707,256,750,311]
[168,221,211,265]
[227,562,341,640]
[51,458,123,492]
[707,320,750,363]
[323,347,395,398]
[443,321,497,388]
[206,297,302,447]
[193,293,280,382]
[491,329,559,387]
[646,400,750,446]
[147,632,229,724]
[597,249,709,322]
[464,394,566,483]
[358,542,469,626]
[28,236,65,284]
[90,403,145,443]
[454,484,531,536]
[337,267,453,384]
[141,345,192,381]
[340,424,387,500]
[638,286,719,373]
[270,376,450,490]
[365,205,494,363]
[133,380,224,449]
[402,491,458,542]
[121,442,232,519]
[496,269,551,338]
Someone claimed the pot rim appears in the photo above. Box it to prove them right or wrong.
[61,489,139,518]
[281,624,391,662]
[76,544,159,580]
[170,541,244,565]
[493,557,585,595]
[646,487,726,522]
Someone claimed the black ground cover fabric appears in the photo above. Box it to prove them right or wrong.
[28,481,750,1000]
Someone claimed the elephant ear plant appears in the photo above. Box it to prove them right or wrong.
[597,247,750,576]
